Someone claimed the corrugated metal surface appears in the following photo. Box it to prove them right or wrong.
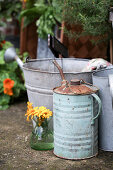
[53,93,100,159]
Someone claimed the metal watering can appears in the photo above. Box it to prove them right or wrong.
[4,35,69,68]
[4,47,23,69]
[53,60,101,159]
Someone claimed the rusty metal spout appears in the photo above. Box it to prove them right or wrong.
[53,60,65,81]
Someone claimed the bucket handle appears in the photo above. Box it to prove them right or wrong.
[91,93,101,125]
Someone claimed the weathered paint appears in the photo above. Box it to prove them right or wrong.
[53,93,101,159]
[53,81,98,95]
[93,68,113,151]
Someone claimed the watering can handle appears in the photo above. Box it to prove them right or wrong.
[48,34,68,58]
[91,93,101,125]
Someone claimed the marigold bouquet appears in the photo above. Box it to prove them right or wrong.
[25,102,53,127]
[25,102,54,150]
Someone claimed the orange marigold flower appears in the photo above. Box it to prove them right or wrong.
[4,88,13,96]
[3,78,14,96]
[3,78,14,89]
[0,40,6,48]
[1,40,6,44]
[27,101,33,110]
[25,102,36,121]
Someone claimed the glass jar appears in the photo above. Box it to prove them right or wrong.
[30,119,54,150]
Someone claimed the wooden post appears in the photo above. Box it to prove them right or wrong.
[20,20,27,54]
[20,1,27,55]
[20,1,38,59]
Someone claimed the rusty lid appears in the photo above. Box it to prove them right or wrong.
[53,79,99,95]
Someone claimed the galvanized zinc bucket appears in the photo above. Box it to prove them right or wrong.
[93,68,113,151]
[53,79,101,160]
[23,58,92,110]
[4,42,93,111]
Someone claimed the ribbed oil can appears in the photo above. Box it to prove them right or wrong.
[53,80,101,159]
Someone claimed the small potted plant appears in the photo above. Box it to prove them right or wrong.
[58,0,112,59]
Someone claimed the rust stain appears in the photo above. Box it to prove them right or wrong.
[54,84,97,95]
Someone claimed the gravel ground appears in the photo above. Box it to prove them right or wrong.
[0,102,113,170]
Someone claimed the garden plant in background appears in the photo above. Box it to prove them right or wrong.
[20,0,61,39]
[20,0,61,58]
[0,40,27,110]
[59,0,113,44]
[0,0,22,35]
[25,102,54,150]
[0,0,21,21]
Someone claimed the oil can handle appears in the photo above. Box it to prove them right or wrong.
[91,93,101,125]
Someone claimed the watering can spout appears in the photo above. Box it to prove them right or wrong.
[4,47,23,70]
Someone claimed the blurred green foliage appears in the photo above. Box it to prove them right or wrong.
[57,0,112,43]
[20,0,61,39]
[0,41,27,110]
[0,0,21,20]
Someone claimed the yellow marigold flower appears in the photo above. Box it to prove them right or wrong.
[25,102,53,125]
[25,109,35,121]
[25,102,36,121]
[27,101,33,109]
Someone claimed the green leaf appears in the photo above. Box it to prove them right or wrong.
[0,72,9,82]
[13,88,20,97]
[0,104,9,110]
[2,41,13,50]
[0,94,10,105]
[0,81,3,93]
[5,62,18,71]
[20,6,47,21]
[0,50,5,64]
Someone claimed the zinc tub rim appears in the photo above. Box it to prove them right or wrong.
[23,65,93,74]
